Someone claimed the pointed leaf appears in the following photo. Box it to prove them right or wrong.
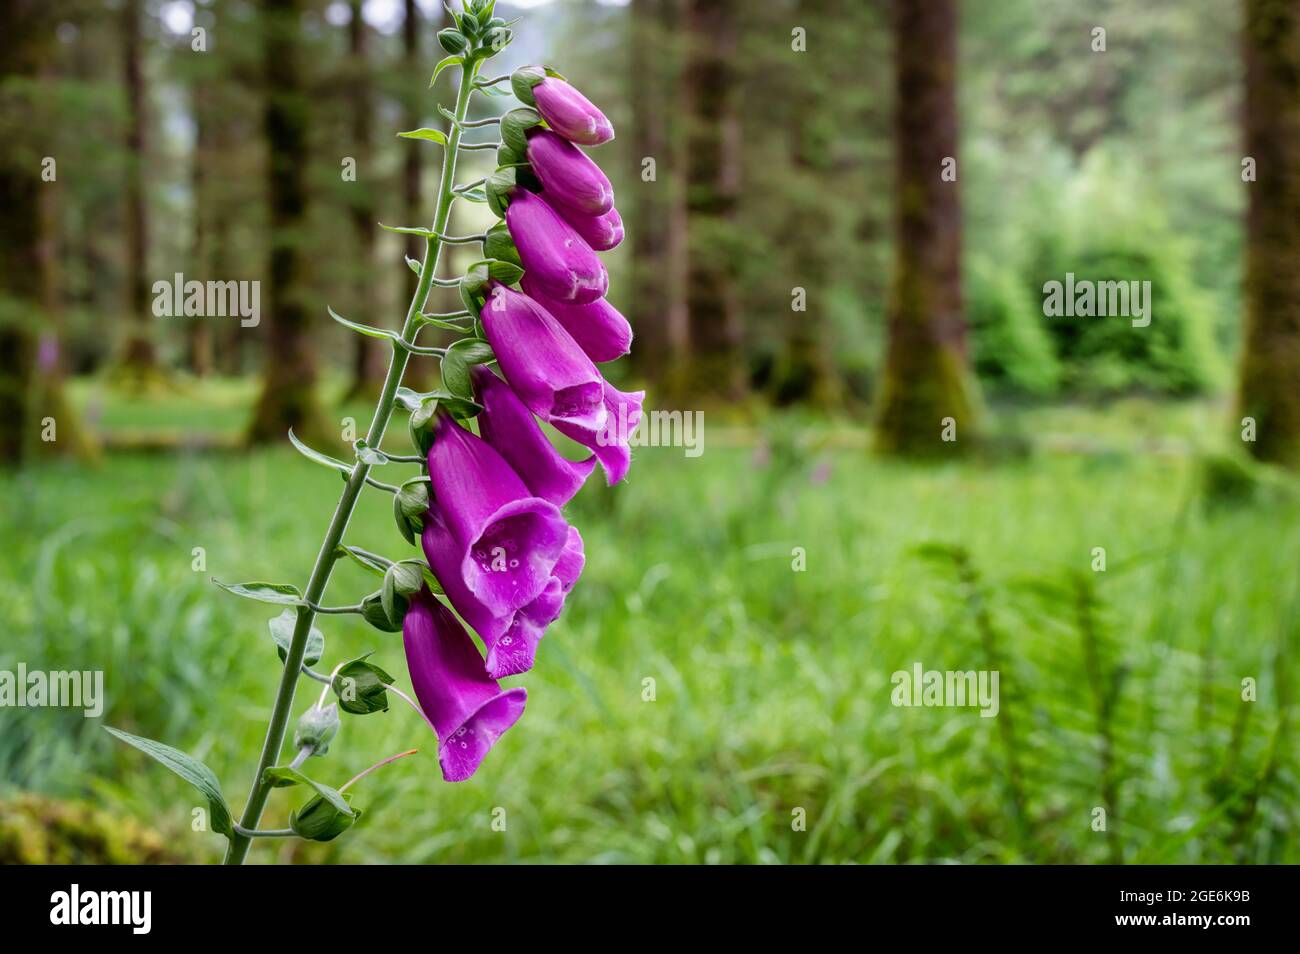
[262,766,355,817]
[397,127,448,145]
[327,305,401,342]
[268,608,325,666]
[103,726,233,837]
[213,579,303,606]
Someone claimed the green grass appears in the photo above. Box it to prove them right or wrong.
[2,386,1297,863]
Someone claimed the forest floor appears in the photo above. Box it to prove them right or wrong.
[1,380,1297,863]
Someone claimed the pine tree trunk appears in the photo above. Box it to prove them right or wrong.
[1238,0,1300,467]
[680,0,744,400]
[343,0,385,402]
[873,0,979,456]
[629,0,688,387]
[772,0,842,408]
[247,0,331,447]
[118,0,160,380]
[0,0,90,464]
[189,82,213,377]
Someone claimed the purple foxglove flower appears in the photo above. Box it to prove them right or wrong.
[473,365,595,506]
[526,128,614,216]
[521,273,633,364]
[423,515,585,678]
[427,413,569,615]
[543,195,624,252]
[479,282,606,432]
[402,588,527,782]
[505,188,608,304]
[530,76,614,146]
[553,380,645,486]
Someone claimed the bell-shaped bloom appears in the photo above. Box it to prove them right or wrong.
[424,515,585,678]
[521,274,632,364]
[473,364,595,506]
[505,189,607,304]
[526,129,613,216]
[544,195,624,252]
[553,380,645,486]
[533,77,614,146]
[402,588,527,782]
[479,282,606,432]
[427,413,569,615]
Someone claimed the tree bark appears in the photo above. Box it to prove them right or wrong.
[680,0,744,400]
[1238,0,1300,467]
[343,0,385,402]
[118,0,160,378]
[873,0,979,455]
[247,0,331,446]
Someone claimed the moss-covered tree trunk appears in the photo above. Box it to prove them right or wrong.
[1237,0,1300,468]
[0,0,91,465]
[247,0,330,446]
[117,0,161,383]
[681,0,745,401]
[342,0,385,402]
[874,0,979,455]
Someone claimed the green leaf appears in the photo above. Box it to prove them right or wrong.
[332,653,396,715]
[397,127,448,145]
[378,223,437,239]
[335,545,391,578]
[440,349,472,399]
[288,428,351,476]
[419,313,475,333]
[429,54,463,87]
[327,305,402,342]
[262,766,354,817]
[454,187,488,204]
[290,793,360,842]
[405,256,422,276]
[268,608,325,666]
[213,579,303,606]
[354,439,389,466]
[103,726,233,837]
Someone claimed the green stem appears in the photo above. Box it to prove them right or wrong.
[223,57,483,865]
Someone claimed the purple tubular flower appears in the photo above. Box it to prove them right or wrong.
[553,380,645,486]
[427,413,569,615]
[423,514,585,678]
[402,588,527,782]
[505,189,608,304]
[521,274,633,364]
[526,128,613,216]
[473,365,596,506]
[544,197,624,252]
[533,77,614,146]
[479,282,606,432]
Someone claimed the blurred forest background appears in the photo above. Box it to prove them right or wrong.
[2,0,1299,864]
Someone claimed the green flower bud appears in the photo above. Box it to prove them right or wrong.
[293,703,340,756]
[361,590,408,632]
[393,478,430,545]
[438,29,468,55]
[511,65,547,106]
[290,793,359,842]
